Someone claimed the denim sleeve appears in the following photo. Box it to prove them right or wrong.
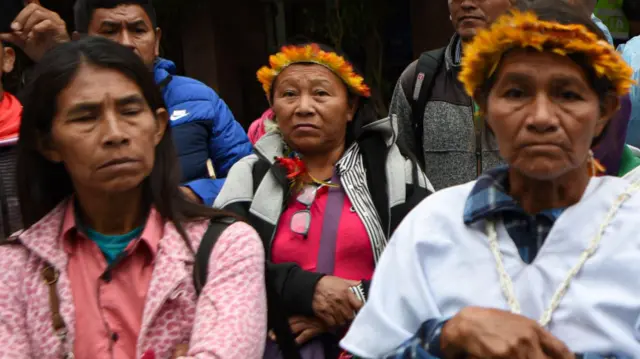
[376,318,634,359]
[381,319,448,359]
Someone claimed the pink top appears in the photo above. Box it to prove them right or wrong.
[271,186,375,281]
[0,200,267,359]
[61,202,163,359]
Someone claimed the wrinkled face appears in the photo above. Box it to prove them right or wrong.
[271,64,357,155]
[42,64,167,196]
[448,0,513,42]
[87,5,160,68]
[483,50,618,180]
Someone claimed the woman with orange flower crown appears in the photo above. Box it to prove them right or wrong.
[340,0,640,358]
[214,42,433,358]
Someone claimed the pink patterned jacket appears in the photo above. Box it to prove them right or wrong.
[0,201,267,359]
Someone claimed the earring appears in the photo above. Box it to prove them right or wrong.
[449,15,453,21]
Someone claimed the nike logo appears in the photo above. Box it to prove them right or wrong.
[170,110,189,121]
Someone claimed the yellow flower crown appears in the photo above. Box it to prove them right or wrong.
[257,44,371,99]
[459,10,634,98]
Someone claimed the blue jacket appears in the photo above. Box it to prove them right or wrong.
[153,58,253,206]
[619,36,640,148]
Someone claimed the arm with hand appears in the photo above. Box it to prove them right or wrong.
[383,307,574,359]
[280,276,364,346]
[0,1,69,62]
[181,179,226,207]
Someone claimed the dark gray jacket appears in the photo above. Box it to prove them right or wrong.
[390,34,504,190]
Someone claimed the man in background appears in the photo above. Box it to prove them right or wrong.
[2,0,253,206]
[389,0,514,190]
[72,0,252,206]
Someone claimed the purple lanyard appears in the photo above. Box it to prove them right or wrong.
[315,171,345,275]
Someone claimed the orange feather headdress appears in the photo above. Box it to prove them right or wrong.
[257,44,371,99]
[458,10,634,98]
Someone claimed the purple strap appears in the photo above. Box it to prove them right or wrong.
[315,171,344,275]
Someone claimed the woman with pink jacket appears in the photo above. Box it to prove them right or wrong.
[0,37,267,359]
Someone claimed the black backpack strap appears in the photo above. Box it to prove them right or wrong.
[0,171,11,239]
[193,216,237,296]
[359,134,433,238]
[252,158,272,195]
[250,158,302,358]
[266,269,302,359]
[358,133,391,237]
[411,48,446,167]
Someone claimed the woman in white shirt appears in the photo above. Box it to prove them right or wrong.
[340,1,639,358]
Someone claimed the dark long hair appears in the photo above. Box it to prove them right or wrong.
[17,36,227,249]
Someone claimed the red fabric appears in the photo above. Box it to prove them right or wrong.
[0,92,22,142]
[248,109,273,144]
[271,186,375,281]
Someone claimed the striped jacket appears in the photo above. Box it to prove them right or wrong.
[214,115,434,317]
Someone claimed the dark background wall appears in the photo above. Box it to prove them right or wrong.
[39,0,454,127]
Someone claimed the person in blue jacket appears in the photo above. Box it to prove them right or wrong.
[71,0,253,206]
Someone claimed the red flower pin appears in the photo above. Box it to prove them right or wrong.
[275,156,307,180]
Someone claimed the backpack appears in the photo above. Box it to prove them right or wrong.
[193,216,303,359]
[401,48,446,167]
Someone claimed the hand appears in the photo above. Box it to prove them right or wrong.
[180,186,203,204]
[312,276,362,327]
[289,316,328,345]
[0,0,70,62]
[441,307,574,359]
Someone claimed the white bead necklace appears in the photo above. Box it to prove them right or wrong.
[486,181,640,327]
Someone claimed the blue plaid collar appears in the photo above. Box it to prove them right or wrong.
[463,166,564,224]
